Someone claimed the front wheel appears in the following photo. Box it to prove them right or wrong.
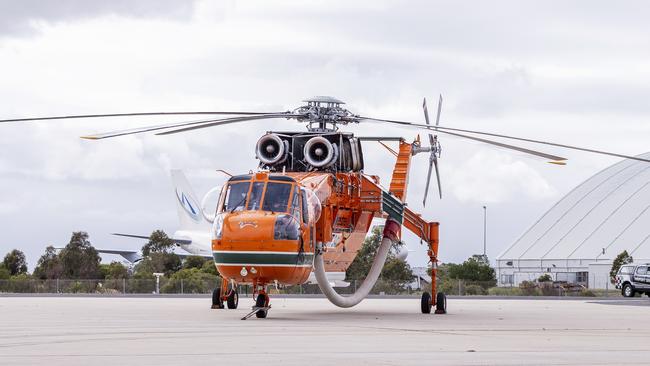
[227,290,239,309]
[622,283,635,298]
[255,293,269,318]
[421,292,432,314]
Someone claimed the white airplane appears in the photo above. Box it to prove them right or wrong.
[98,170,214,263]
[99,170,407,288]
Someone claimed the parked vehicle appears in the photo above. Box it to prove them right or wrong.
[615,263,650,297]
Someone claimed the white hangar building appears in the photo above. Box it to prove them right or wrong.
[496,152,650,289]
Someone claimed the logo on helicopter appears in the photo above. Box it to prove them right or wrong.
[175,188,200,222]
[239,221,258,229]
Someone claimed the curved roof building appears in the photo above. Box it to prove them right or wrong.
[496,153,650,288]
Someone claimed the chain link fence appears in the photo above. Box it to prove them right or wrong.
[0,276,627,297]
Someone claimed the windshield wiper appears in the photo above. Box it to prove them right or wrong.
[229,196,247,213]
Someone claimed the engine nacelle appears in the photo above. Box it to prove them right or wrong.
[304,136,339,168]
[256,133,288,166]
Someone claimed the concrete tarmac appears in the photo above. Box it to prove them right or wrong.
[1,296,649,365]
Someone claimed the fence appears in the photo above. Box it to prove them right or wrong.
[0,277,626,297]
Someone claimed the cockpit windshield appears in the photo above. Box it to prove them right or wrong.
[262,182,292,212]
[223,182,250,212]
[222,180,294,213]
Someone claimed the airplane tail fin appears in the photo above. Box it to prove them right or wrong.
[171,170,209,231]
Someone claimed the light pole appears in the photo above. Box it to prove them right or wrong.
[482,205,487,258]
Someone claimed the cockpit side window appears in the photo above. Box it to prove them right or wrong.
[247,182,265,210]
[262,182,292,212]
[223,182,251,212]
[290,188,301,221]
[300,189,309,224]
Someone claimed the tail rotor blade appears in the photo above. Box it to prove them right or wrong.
[433,157,442,199]
[422,98,430,125]
[423,157,434,207]
[435,94,443,126]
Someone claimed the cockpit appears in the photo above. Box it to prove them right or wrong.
[220,174,304,218]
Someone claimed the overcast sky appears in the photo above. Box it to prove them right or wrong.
[1,0,649,269]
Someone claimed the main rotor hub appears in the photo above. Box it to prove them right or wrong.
[294,96,359,132]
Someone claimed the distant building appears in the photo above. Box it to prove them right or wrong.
[497,152,650,289]
[410,266,432,289]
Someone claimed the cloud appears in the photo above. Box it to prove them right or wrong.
[0,0,196,37]
[1,0,649,268]
[448,150,557,203]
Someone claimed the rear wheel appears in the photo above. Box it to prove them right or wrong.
[227,289,239,309]
[435,292,447,314]
[421,292,432,314]
[622,283,635,298]
[211,288,224,309]
[255,293,269,318]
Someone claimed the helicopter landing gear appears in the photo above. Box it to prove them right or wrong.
[241,287,271,320]
[227,289,239,309]
[422,226,447,315]
[213,278,238,310]
[211,287,224,309]
[421,292,432,314]
[421,291,447,314]
[434,292,447,314]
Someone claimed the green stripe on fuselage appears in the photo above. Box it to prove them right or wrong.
[213,252,314,266]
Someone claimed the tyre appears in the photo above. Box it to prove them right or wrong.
[227,290,239,309]
[646,292,650,298]
[211,288,224,309]
[622,283,635,298]
[255,293,268,318]
[435,292,447,314]
[421,292,432,314]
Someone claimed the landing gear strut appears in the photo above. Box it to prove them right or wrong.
[212,278,239,310]
[241,285,272,320]
[421,225,447,315]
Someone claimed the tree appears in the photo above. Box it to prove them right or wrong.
[161,268,219,294]
[345,226,414,291]
[2,249,28,276]
[610,250,633,282]
[0,266,10,280]
[447,254,496,288]
[33,246,63,279]
[99,261,129,279]
[142,230,175,257]
[59,232,101,279]
[538,274,552,282]
[183,255,208,270]
[134,252,181,277]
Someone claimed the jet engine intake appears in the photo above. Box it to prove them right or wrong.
[304,136,338,168]
[256,133,288,166]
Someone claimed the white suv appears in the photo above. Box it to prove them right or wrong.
[615,263,650,298]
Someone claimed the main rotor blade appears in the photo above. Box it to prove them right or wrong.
[359,116,650,163]
[0,111,285,124]
[155,114,302,136]
[436,129,567,161]
[81,114,298,140]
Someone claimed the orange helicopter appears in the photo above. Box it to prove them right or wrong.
[3,96,649,319]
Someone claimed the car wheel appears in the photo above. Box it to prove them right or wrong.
[622,283,635,298]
